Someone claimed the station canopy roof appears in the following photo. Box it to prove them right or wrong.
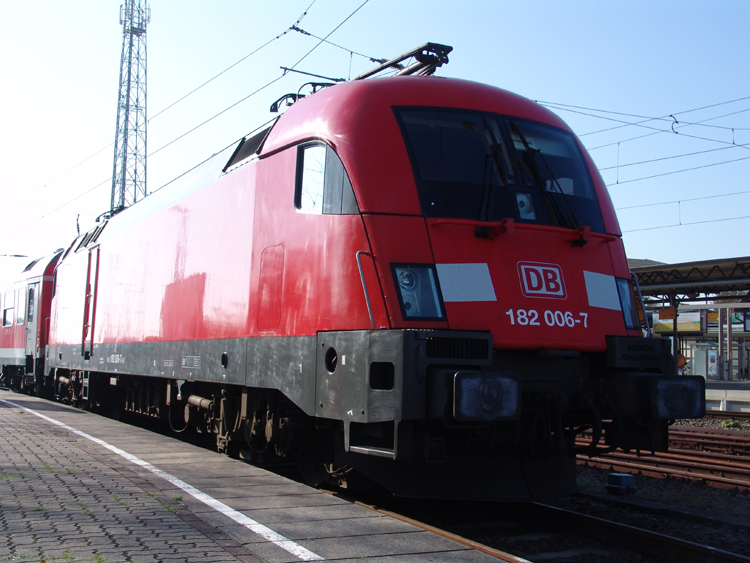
[629,256,750,304]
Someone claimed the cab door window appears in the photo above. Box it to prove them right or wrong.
[298,145,326,212]
[3,291,14,327]
[295,143,358,214]
[27,287,35,323]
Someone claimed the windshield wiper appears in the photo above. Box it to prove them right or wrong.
[509,122,580,230]
[462,119,509,236]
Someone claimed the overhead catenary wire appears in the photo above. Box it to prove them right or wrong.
[540,103,750,153]
[149,1,318,123]
[289,24,383,63]
[34,1,319,193]
[152,0,372,160]
[29,1,372,227]
[41,143,114,188]
[599,143,750,171]
[27,178,112,226]
[616,188,750,211]
[538,98,750,161]
[623,214,750,233]
[539,96,750,137]
[149,118,278,198]
[148,76,285,158]
[588,119,750,152]
[289,0,370,70]
[606,154,750,186]
[537,97,750,234]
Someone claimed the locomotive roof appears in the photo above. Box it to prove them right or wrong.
[261,76,572,156]
[0,251,60,288]
[260,76,619,234]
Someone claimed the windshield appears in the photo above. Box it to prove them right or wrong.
[394,107,605,232]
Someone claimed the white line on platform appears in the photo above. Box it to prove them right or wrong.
[0,397,324,561]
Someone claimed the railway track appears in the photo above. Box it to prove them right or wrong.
[705,410,750,422]
[342,493,750,562]
[335,419,750,561]
[532,503,750,563]
[670,427,750,454]
[576,425,750,490]
[577,447,750,490]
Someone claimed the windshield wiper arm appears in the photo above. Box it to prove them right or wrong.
[462,120,508,228]
[510,122,580,230]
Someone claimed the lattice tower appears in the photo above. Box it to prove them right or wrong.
[111,0,150,213]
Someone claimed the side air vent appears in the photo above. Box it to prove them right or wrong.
[425,337,489,361]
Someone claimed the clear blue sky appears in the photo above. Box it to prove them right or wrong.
[1,0,748,271]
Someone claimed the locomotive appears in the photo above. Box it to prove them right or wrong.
[0,44,704,501]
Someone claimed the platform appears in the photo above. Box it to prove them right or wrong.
[0,390,509,563]
[705,379,750,390]
[705,379,750,412]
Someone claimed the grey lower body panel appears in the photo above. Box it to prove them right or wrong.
[1,348,27,369]
[48,335,318,416]
[48,329,495,444]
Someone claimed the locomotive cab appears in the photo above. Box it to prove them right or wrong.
[262,75,705,500]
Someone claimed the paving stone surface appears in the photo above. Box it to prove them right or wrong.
[0,391,502,563]
[0,395,259,563]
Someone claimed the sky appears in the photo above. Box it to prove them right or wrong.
[1,0,749,274]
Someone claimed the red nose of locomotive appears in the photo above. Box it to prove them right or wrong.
[360,102,642,350]
[426,222,641,352]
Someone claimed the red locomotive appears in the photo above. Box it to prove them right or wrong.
[1,44,704,501]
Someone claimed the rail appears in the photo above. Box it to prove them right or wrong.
[329,487,750,563]
[706,410,750,422]
[535,504,750,563]
[577,426,750,490]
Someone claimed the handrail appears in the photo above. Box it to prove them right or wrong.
[632,271,652,337]
[356,250,376,329]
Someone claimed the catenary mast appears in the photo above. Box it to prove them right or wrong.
[111,0,150,213]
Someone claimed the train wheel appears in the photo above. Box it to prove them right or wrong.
[298,427,342,488]
[216,431,242,459]
[297,428,354,490]
[105,388,125,420]
[297,433,329,487]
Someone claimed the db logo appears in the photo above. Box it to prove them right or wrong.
[517,262,567,299]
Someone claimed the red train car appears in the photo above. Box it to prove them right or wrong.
[0,252,61,391]
[40,45,703,501]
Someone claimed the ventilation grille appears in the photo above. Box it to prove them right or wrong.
[425,337,490,360]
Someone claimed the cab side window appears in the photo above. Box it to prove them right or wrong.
[295,143,358,215]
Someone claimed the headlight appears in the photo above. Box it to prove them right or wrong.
[649,376,705,420]
[454,371,520,421]
[616,278,640,330]
[392,264,445,320]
